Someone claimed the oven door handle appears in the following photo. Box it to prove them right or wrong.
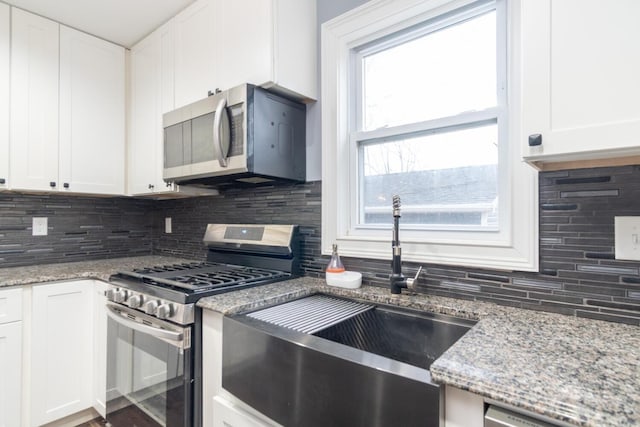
[106,304,184,343]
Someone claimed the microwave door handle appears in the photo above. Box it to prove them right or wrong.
[106,304,184,344]
[213,97,231,167]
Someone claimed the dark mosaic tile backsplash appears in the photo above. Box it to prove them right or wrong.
[0,193,154,265]
[3,165,640,325]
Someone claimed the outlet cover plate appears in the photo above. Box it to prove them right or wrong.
[165,217,172,234]
[615,216,640,261]
[33,217,48,236]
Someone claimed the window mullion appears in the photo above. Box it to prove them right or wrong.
[353,108,500,144]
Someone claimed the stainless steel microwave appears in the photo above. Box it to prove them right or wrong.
[162,84,306,186]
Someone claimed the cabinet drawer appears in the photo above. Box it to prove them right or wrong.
[0,287,22,324]
[213,395,277,427]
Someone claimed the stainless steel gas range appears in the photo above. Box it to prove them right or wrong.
[104,224,300,427]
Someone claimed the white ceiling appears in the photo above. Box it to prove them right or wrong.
[3,0,195,48]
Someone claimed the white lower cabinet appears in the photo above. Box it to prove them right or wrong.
[0,287,23,427]
[92,281,108,418]
[30,280,95,426]
[213,396,274,427]
[444,385,484,427]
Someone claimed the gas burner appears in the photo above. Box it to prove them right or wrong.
[133,262,212,274]
[109,224,299,306]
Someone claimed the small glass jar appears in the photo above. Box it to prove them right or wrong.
[326,244,345,273]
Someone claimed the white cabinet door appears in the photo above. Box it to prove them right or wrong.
[444,385,484,427]
[174,0,216,108]
[10,8,59,191]
[0,3,9,190]
[521,0,640,164]
[0,287,22,324]
[31,280,93,426]
[271,0,317,101]
[212,0,316,101]
[0,287,22,427]
[92,281,107,418]
[159,22,176,115]
[212,0,272,92]
[0,321,22,427]
[129,22,183,196]
[129,30,163,195]
[59,26,125,195]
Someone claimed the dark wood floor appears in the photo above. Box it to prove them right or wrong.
[76,417,107,427]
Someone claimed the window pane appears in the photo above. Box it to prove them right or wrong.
[362,11,496,131]
[361,124,498,227]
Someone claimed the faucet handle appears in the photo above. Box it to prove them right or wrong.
[406,266,423,290]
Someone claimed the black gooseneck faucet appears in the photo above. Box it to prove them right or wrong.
[390,195,423,294]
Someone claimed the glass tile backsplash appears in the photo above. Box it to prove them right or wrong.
[2,164,640,325]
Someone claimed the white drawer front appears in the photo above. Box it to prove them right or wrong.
[0,287,23,324]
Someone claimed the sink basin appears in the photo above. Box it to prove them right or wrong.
[222,294,476,427]
[313,303,474,370]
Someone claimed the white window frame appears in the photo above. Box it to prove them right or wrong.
[321,0,539,271]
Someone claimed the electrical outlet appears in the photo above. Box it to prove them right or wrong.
[615,216,640,261]
[32,217,48,236]
[165,217,172,234]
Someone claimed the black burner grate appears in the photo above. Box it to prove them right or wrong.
[122,262,289,292]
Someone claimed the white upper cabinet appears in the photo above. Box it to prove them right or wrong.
[174,0,216,108]
[212,0,317,102]
[0,3,9,190]
[129,25,166,195]
[9,8,126,195]
[170,0,316,110]
[59,26,126,195]
[10,8,60,191]
[521,0,640,167]
[159,22,176,115]
[129,22,217,197]
[212,0,273,93]
[128,0,315,196]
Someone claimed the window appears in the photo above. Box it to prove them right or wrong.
[322,0,538,271]
[357,7,499,230]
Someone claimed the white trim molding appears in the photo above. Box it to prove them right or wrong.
[321,0,539,272]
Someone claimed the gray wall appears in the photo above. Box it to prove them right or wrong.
[306,0,369,181]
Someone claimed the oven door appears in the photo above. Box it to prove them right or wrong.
[105,303,193,427]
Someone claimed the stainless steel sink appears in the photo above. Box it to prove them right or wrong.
[222,294,476,427]
[313,302,473,370]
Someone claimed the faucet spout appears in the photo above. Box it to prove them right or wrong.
[391,195,402,276]
[389,195,422,294]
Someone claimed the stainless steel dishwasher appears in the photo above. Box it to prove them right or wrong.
[485,405,559,427]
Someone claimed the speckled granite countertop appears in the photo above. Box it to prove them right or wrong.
[0,256,195,286]
[198,278,640,427]
[2,258,637,427]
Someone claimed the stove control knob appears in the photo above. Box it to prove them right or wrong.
[145,300,159,315]
[156,303,174,320]
[105,288,117,301]
[113,289,128,303]
[127,294,144,309]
